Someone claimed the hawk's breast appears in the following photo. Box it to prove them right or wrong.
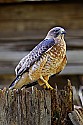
[41,39,66,76]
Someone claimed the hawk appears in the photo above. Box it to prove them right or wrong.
[9,27,67,90]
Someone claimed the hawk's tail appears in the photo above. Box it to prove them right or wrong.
[9,76,21,90]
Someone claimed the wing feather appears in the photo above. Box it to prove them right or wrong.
[16,38,57,76]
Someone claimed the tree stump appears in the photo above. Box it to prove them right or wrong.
[0,80,82,125]
[51,80,73,125]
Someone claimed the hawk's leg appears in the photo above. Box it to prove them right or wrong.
[44,75,49,81]
[38,76,53,90]
[38,75,49,89]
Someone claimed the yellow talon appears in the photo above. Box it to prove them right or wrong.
[38,76,53,90]
[46,83,53,90]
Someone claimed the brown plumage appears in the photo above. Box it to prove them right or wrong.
[9,27,67,90]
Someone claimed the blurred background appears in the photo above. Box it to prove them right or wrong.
[0,0,83,106]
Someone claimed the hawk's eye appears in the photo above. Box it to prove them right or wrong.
[51,29,60,37]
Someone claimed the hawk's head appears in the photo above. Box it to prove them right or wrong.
[46,27,66,40]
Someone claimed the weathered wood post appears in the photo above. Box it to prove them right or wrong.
[0,87,51,125]
[0,80,74,125]
[51,80,73,125]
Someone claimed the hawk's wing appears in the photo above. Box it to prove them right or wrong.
[16,38,57,76]
[9,38,58,89]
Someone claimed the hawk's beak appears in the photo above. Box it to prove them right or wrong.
[61,30,66,34]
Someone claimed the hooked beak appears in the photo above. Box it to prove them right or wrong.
[61,30,66,35]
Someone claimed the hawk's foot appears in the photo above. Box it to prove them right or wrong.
[38,76,53,90]
[45,83,53,90]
